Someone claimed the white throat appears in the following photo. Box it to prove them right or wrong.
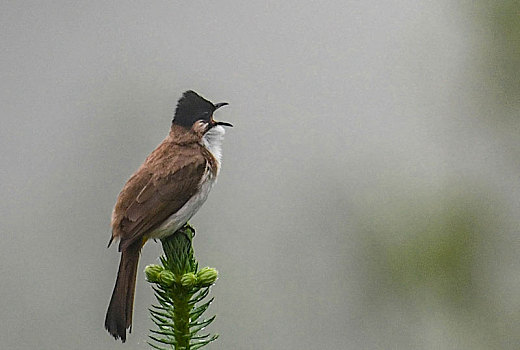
[202,125,226,166]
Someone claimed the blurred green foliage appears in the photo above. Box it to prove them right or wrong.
[384,201,481,306]
[492,1,520,92]
[356,185,520,348]
[361,193,490,307]
[473,0,520,117]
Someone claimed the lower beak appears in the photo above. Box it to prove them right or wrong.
[215,121,233,127]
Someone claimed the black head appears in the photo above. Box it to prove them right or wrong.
[172,90,231,128]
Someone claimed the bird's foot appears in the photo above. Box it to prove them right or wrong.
[184,222,195,237]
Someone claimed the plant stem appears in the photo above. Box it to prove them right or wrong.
[172,290,192,349]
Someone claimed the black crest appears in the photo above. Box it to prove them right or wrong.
[173,90,216,128]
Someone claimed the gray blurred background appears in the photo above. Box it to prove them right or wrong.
[1,1,519,349]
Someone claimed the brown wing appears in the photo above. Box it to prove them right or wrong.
[112,143,207,251]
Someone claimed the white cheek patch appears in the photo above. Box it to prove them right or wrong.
[193,120,209,134]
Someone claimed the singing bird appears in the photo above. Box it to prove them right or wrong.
[105,90,232,342]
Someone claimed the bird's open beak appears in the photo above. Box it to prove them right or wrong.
[212,102,233,127]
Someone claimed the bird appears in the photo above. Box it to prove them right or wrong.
[105,90,232,342]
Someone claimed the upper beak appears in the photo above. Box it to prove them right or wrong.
[214,102,229,110]
[212,102,233,127]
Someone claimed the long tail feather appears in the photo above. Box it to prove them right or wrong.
[105,241,141,342]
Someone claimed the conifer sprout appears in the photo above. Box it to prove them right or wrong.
[146,225,219,350]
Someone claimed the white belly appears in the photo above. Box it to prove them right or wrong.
[149,125,225,239]
[149,173,216,239]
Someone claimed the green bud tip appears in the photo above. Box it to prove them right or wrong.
[181,272,198,288]
[158,270,175,287]
[197,267,218,287]
[145,264,164,283]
